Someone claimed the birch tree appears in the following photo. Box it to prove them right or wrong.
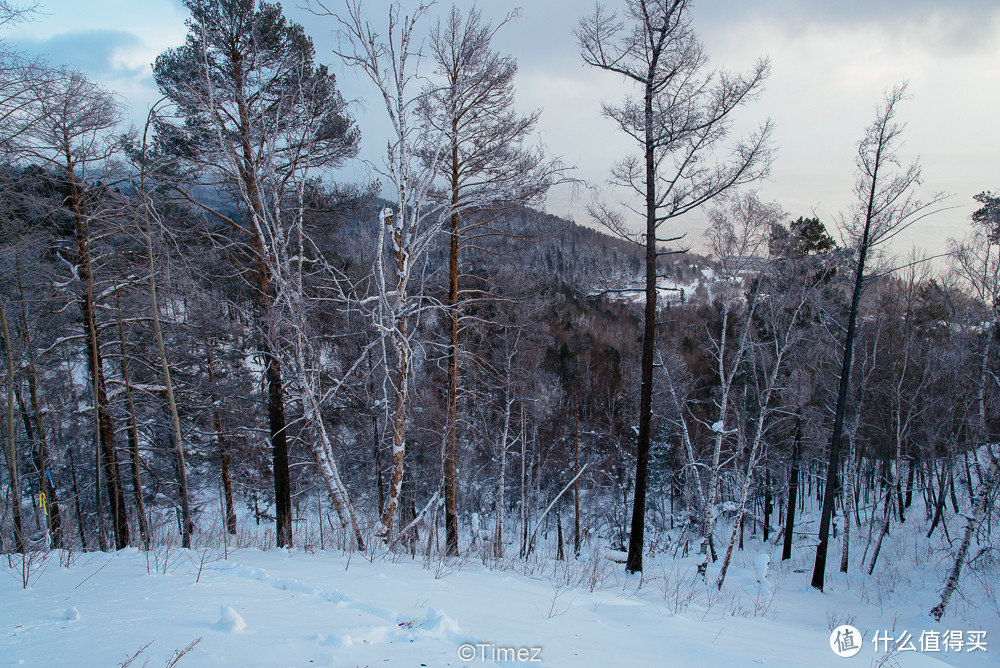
[714,227,824,589]
[697,191,777,579]
[324,0,445,539]
[931,191,1000,619]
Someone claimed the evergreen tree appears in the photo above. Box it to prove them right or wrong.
[152,0,360,548]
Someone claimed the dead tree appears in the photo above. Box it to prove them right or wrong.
[420,4,563,556]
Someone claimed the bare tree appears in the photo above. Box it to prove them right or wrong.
[325,0,445,539]
[0,1,36,28]
[576,0,772,572]
[0,0,43,155]
[19,70,131,550]
[952,191,1000,446]
[931,450,998,621]
[697,192,776,579]
[419,4,564,555]
[931,191,1000,619]
[130,107,193,548]
[811,83,946,591]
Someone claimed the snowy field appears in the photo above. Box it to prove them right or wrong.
[3,517,998,668]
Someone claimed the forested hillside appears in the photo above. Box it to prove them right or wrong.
[2,1,999,657]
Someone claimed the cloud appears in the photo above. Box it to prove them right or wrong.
[696,0,1000,56]
[10,28,149,80]
[7,28,176,122]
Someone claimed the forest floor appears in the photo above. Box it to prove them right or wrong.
[2,513,998,667]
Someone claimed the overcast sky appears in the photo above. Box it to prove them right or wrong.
[8,0,1000,257]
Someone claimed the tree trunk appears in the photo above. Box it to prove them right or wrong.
[373,414,384,513]
[74,212,129,550]
[142,227,193,549]
[556,510,565,561]
[65,442,88,550]
[205,343,237,536]
[379,208,412,537]
[1,300,25,553]
[519,412,528,558]
[83,288,129,551]
[115,302,150,549]
[927,458,949,538]
[241,129,292,548]
[14,274,63,549]
[573,389,581,558]
[782,416,802,560]
[494,393,514,560]
[265,349,292,548]
[664,362,708,536]
[811,189,874,590]
[931,457,998,621]
[625,62,659,575]
[297,373,365,551]
[840,432,856,573]
[716,356,783,589]
[867,485,894,575]
[763,468,772,543]
[379,324,409,538]
[700,366,733,576]
[60,152,128,551]
[905,454,916,509]
[442,136,461,557]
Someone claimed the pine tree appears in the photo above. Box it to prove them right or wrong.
[152,0,360,548]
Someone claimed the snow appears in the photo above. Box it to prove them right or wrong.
[212,605,247,633]
[3,531,996,667]
[755,553,770,583]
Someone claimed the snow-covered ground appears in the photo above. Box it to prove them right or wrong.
[4,518,998,667]
[605,264,727,306]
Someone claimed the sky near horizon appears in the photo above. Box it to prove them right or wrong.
[7,0,1000,259]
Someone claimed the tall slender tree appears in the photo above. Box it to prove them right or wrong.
[1,296,24,552]
[325,0,444,539]
[420,5,562,555]
[21,70,131,550]
[576,0,772,572]
[811,84,944,591]
[931,191,1000,619]
[132,107,193,548]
